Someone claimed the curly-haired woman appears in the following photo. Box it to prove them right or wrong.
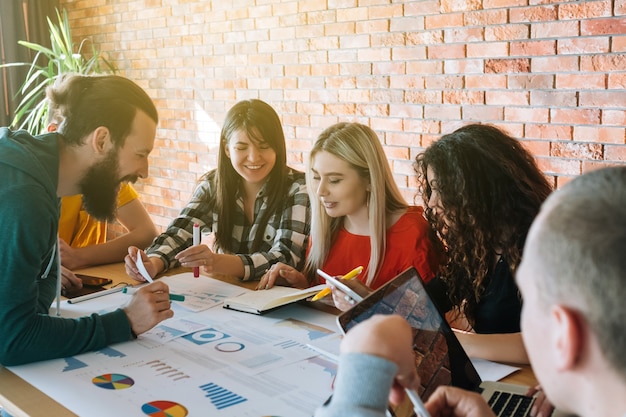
[414,123,553,364]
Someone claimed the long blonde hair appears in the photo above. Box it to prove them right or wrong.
[304,122,407,285]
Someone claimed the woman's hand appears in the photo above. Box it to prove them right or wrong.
[125,246,161,282]
[257,262,308,289]
[330,278,372,311]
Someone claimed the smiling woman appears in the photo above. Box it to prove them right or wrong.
[259,122,440,308]
[124,99,311,285]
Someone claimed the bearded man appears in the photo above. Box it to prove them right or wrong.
[0,74,173,365]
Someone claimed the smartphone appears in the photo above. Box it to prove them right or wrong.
[75,274,112,287]
[316,269,364,303]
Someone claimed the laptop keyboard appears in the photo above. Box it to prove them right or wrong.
[487,390,535,417]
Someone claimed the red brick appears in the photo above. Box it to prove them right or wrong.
[510,5,557,23]
[405,90,443,105]
[424,105,462,120]
[519,138,551,157]
[467,42,509,58]
[530,20,579,39]
[325,21,356,36]
[581,17,626,36]
[485,24,529,41]
[306,10,335,25]
[444,59,484,74]
[391,17,425,32]
[369,4,404,19]
[392,46,427,61]
[356,19,389,34]
[370,116,403,132]
[505,107,549,123]
[445,27,485,43]
[510,40,556,56]
[405,1,440,16]
[551,141,603,160]
[557,73,607,89]
[389,103,424,118]
[406,60,444,75]
[581,54,626,72]
[372,61,406,78]
[603,110,626,125]
[425,13,464,30]
[558,37,610,54]
[531,56,579,72]
[485,58,531,73]
[461,105,505,121]
[444,90,485,104]
[428,43,467,59]
[551,108,601,125]
[371,33,405,47]
[466,74,507,88]
[486,91,529,105]
[574,126,626,144]
[530,91,577,107]
[579,91,626,108]
[536,156,582,176]
[613,36,626,52]
[581,161,624,176]
[605,145,626,162]
[407,30,444,45]
[357,48,392,62]
[464,9,508,25]
[559,1,612,19]
[484,0,527,7]
[425,75,464,89]
[508,74,554,89]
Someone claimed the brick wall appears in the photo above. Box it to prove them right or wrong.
[58,0,626,235]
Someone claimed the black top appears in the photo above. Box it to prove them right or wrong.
[426,258,522,334]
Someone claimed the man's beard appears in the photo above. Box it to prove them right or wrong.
[79,149,137,222]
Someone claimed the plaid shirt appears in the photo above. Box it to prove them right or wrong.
[146,168,310,281]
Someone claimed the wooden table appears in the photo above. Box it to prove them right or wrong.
[0,263,537,417]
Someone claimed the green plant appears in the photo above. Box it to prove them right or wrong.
[0,8,116,134]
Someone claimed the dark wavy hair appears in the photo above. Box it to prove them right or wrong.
[208,99,288,253]
[414,124,553,325]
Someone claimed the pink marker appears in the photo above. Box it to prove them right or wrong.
[193,223,200,278]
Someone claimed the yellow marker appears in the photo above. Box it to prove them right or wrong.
[311,266,364,302]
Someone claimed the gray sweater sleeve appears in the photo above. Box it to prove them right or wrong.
[314,352,397,417]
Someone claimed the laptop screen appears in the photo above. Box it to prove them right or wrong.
[336,267,482,399]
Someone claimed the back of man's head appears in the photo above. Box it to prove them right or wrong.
[527,166,626,379]
[45,74,158,148]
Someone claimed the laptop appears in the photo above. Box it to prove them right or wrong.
[336,266,564,417]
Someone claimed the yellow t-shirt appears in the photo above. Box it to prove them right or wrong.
[58,183,139,248]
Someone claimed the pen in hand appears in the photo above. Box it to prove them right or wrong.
[311,266,363,302]
[122,286,186,302]
[193,223,200,278]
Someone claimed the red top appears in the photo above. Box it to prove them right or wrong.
[320,206,439,289]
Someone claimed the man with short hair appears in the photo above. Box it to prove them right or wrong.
[315,166,626,417]
[0,74,173,366]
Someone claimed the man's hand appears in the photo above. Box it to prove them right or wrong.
[122,281,174,335]
[425,386,496,417]
[341,315,421,405]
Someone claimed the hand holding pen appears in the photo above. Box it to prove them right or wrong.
[311,266,364,301]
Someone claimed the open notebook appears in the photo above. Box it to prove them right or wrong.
[223,284,326,315]
[337,267,567,417]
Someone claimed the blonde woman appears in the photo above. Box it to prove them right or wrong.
[259,122,439,310]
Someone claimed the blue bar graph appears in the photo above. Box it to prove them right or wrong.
[199,382,247,409]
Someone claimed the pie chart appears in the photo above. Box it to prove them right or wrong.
[141,400,188,417]
[92,373,134,390]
